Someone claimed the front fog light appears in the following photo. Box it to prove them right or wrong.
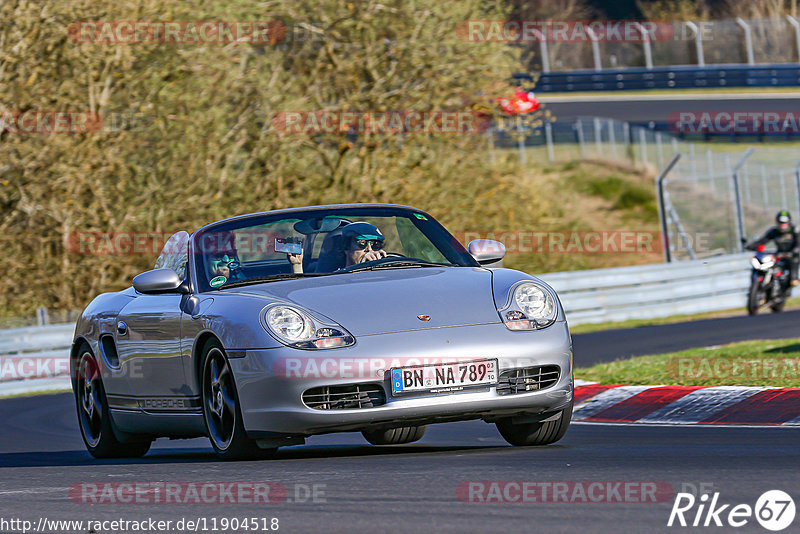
[313,328,349,348]
[504,310,532,330]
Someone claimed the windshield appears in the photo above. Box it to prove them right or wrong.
[192,206,478,291]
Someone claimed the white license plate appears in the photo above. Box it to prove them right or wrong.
[391,359,498,395]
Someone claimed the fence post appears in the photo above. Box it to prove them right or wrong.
[585,25,603,70]
[633,23,654,69]
[656,154,682,263]
[685,21,705,66]
[762,164,770,211]
[735,18,755,65]
[732,148,755,250]
[794,159,800,217]
[638,128,648,166]
[545,122,555,162]
[530,28,550,73]
[787,15,800,62]
[593,117,602,156]
[576,119,586,159]
[608,119,617,159]
[668,200,697,260]
[36,307,49,326]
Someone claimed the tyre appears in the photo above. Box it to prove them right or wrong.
[200,339,275,460]
[362,425,427,445]
[747,282,763,316]
[496,402,573,447]
[771,297,787,313]
[74,344,151,458]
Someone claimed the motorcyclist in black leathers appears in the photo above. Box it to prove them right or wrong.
[745,210,800,287]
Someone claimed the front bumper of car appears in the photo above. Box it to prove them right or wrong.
[229,321,573,436]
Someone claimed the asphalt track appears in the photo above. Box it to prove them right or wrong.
[1,393,799,534]
[2,315,800,532]
[539,93,800,124]
[572,308,800,367]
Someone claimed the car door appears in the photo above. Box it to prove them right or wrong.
[116,231,191,401]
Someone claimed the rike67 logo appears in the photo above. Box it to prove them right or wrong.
[668,490,796,531]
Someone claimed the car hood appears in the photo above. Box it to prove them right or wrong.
[224,267,501,336]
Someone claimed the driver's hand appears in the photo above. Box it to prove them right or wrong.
[362,250,387,262]
[288,252,303,274]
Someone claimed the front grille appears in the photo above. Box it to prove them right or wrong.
[496,365,560,395]
[302,384,386,410]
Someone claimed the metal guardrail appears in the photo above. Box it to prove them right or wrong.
[0,323,74,383]
[518,64,800,92]
[539,253,751,325]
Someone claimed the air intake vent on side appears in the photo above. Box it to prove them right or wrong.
[100,335,120,368]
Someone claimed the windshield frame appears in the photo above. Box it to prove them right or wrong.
[189,205,479,292]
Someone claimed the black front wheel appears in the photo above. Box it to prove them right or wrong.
[771,288,788,313]
[74,345,151,458]
[362,425,426,445]
[747,281,764,316]
[201,339,275,460]
[496,401,572,446]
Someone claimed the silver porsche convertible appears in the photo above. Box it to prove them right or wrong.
[71,204,573,459]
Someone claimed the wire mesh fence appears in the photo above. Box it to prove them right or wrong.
[534,16,800,71]
[488,116,800,262]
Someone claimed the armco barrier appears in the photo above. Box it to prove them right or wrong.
[0,254,753,393]
[539,253,751,325]
[517,64,800,92]
[0,324,73,391]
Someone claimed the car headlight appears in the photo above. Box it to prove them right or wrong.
[500,281,558,330]
[263,305,355,349]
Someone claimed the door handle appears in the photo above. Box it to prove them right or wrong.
[117,321,128,336]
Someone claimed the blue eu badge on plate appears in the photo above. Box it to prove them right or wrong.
[391,369,403,392]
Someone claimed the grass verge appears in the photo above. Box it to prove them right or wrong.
[576,338,800,387]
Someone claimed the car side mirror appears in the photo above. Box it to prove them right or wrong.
[468,239,506,265]
[133,268,187,294]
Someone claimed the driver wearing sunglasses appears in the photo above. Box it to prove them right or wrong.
[341,222,387,267]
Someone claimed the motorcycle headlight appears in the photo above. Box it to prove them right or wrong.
[263,305,355,349]
[500,281,559,330]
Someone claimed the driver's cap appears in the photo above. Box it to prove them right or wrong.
[341,222,384,242]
